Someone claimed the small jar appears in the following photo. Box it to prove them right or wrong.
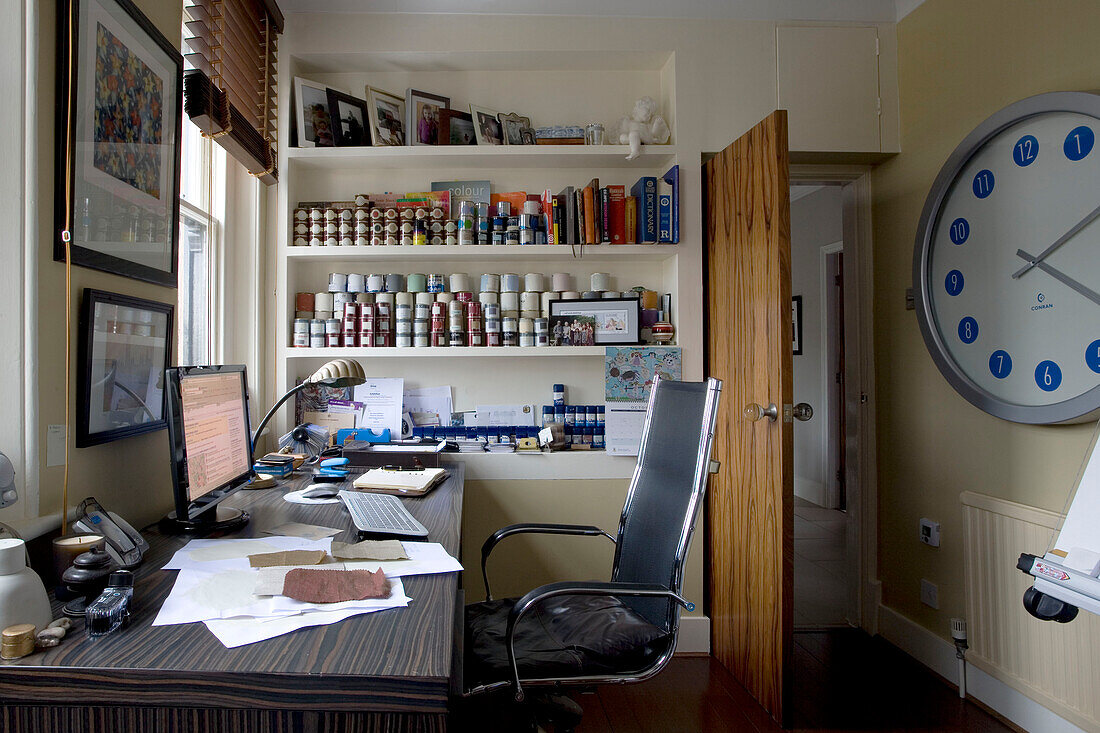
[585,123,605,145]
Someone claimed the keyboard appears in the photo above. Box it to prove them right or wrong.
[338,490,428,537]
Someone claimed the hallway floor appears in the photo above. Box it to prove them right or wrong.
[794,496,850,627]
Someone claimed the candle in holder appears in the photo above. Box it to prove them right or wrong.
[51,534,105,586]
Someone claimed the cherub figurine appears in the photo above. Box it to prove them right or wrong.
[616,96,670,160]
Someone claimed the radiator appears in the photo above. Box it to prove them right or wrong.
[960,491,1100,732]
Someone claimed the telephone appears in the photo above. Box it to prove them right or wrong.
[71,497,148,569]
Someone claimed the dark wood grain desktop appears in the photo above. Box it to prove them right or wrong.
[0,464,464,732]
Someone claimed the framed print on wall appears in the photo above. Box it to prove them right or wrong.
[792,295,803,355]
[55,0,183,287]
[77,289,173,447]
[405,89,450,146]
[366,87,406,146]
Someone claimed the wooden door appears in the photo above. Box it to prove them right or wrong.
[703,111,793,726]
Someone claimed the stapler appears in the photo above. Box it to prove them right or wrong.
[313,456,350,483]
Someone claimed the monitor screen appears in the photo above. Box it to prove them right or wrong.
[165,365,253,520]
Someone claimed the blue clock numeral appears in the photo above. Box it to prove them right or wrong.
[958,317,978,344]
[1086,339,1100,374]
[945,270,964,296]
[989,350,1012,379]
[1035,360,1062,392]
[972,169,995,199]
[949,217,970,245]
[1013,134,1039,166]
[1064,126,1095,161]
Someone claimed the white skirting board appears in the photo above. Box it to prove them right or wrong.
[674,615,710,654]
[877,604,1088,733]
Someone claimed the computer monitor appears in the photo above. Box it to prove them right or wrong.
[162,365,253,534]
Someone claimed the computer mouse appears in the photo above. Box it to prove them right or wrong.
[302,487,339,500]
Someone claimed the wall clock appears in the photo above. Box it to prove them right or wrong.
[913,92,1100,424]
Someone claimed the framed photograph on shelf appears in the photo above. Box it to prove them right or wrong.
[519,127,537,145]
[366,87,406,146]
[326,89,371,146]
[438,109,476,145]
[498,112,532,146]
[76,289,173,447]
[294,77,334,147]
[549,298,641,346]
[470,104,504,145]
[55,0,183,287]
[792,295,803,355]
[405,89,450,146]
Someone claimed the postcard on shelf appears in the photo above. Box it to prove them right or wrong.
[431,180,490,206]
[476,404,538,427]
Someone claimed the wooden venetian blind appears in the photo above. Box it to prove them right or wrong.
[183,0,284,184]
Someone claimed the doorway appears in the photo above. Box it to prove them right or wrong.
[789,182,862,628]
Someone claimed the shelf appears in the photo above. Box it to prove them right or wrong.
[284,244,679,263]
[284,346,607,359]
[284,145,680,172]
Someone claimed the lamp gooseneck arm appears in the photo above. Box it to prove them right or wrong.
[251,382,310,452]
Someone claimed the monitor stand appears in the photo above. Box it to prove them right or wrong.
[159,505,250,535]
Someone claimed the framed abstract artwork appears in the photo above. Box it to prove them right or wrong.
[55,0,183,287]
[77,289,173,447]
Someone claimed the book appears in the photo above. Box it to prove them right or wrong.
[657,179,673,243]
[600,187,612,243]
[431,180,490,207]
[631,176,657,243]
[556,186,575,245]
[551,197,561,244]
[582,186,597,244]
[625,196,637,244]
[352,467,449,496]
[662,165,680,243]
[608,185,626,244]
[586,178,601,243]
[575,189,587,245]
[541,189,555,244]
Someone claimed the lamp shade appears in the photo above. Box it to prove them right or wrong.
[305,359,367,387]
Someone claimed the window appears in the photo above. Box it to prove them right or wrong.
[178,118,225,365]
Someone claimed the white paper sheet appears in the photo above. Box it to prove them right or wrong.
[476,404,537,427]
[605,403,647,456]
[161,536,334,573]
[203,601,410,648]
[402,386,453,426]
[353,378,404,437]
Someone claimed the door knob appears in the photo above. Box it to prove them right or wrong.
[744,403,778,422]
[792,402,814,421]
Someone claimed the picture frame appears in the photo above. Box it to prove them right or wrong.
[519,127,537,145]
[498,112,532,146]
[55,0,183,287]
[366,87,406,146]
[438,109,476,146]
[470,104,504,145]
[77,288,173,447]
[549,298,641,346]
[405,89,450,146]
[294,77,334,148]
[326,89,371,147]
[792,295,803,355]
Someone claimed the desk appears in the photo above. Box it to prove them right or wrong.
[0,464,464,732]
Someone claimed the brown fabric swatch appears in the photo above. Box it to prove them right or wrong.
[247,549,327,568]
[329,539,409,561]
[281,568,392,603]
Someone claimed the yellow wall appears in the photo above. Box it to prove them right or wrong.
[35,0,182,529]
[871,0,1100,636]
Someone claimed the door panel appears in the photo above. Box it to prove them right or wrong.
[704,110,793,725]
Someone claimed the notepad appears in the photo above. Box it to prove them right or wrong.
[352,467,448,495]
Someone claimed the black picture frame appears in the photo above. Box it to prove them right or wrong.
[326,89,372,147]
[55,0,183,287]
[438,109,476,146]
[77,288,174,447]
[792,295,803,355]
[549,297,641,346]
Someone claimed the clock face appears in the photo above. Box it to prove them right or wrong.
[916,96,1100,423]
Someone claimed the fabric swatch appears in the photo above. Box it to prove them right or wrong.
[282,568,392,603]
[248,549,327,568]
[329,539,409,561]
[190,540,279,562]
[261,523,343,540]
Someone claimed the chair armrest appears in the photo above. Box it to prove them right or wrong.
[503,580,694,702]
[481,524,615,601]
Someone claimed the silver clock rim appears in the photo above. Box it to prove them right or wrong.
[912,91,1100,425]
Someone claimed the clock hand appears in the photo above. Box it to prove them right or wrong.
[1015,249,1100,306]
[1012,201,1100,279]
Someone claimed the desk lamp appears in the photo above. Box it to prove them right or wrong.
[251,359,367,451]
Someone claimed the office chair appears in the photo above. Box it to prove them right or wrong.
[460,376,722,731]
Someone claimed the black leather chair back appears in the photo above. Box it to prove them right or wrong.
[611,377,719,629]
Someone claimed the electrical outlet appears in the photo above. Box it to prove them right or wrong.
[919,518,941,547]
[921,579,939,609]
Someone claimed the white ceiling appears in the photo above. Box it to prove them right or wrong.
[281,0,925,22]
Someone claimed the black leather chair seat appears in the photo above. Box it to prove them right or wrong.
[465,594,672,688]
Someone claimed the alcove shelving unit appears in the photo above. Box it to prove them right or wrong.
[273,42,702,480]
